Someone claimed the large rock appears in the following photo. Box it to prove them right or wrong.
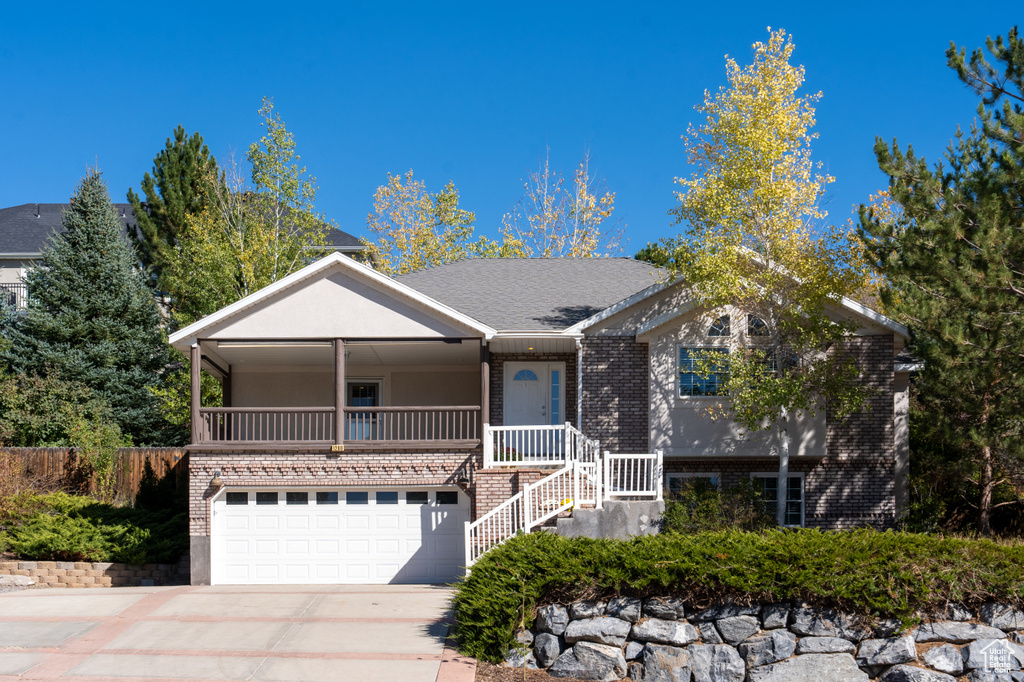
[607,596,643,623]
[796,636,856,654]
[746,653,868,682]
[856,634,918,667]
[790,607,870,641]
[537,604,570,636]
[691,603,760,622]
[688,643,745,682]
[761,604,790,630]
[738,629,797,667]
[642,643,691,682]
[624,640,645,660]
[563,616,632,646]
[534,632,564,668]
[945,604,974,621]
[924,643,966,675]
[982,605,1024,632]
[715,615,760,645]
[966,672,1015,682]
[916,621,1008,644]
[548,642,627,681]
[503,647,538,669]
[964,638,1024,671]
[570,600,608,620]
[631,618,699,646]
[0,575,34,587]
[644,597,687,621]
[878,665,957,682]
[699,622,724,644]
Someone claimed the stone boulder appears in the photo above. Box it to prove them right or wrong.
[715,615,760,645]
[644,597,687,621]
[548,641,627,681]
[982,605,1024,632]
[789,607,870,641]
[747,653,868,682]
[878,665,957,682]
[761,604,790,630]
[923,643,966,675]
[537,604,570,636]
[698,621,724,644]
[630,618,699,646]
[796,637,856,654]
[534,632,564,668]
[570,600,608,620]
[503,647,538,669]
[564,616,632,647]
[915,621,1008,644]
[856,634,918,667]
[624,640,645,660]
[0,575,34,587]
[691,603,760,622]
[607,596,643,623]
[963,638,1024,671]
[688,643,745,682]
[738,629,797,668]
[642,643,691,682]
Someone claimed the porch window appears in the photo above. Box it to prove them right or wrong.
[751,473,804,526]
[678,347,729,397]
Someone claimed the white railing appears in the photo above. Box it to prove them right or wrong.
[483,422,600,468]
[602,450,664,501]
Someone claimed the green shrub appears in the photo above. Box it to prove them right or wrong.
[0,492,186,564]
[452,530,1024,662]
[661,478,774,533]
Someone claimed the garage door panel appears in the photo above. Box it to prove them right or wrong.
[212,487,469,585]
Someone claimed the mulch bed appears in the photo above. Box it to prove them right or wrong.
[475,661,589,682]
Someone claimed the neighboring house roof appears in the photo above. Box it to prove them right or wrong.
[0,202,362,256]
[395,258,663,332]
[0,203,136,256]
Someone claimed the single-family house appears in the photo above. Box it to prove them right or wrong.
[169,253,912,586]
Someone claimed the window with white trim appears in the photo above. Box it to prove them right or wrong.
[747,314,768,336]
[751,473,804,526]
[678,346,729,397]
[708,315,730,337]
[666,472,721,496]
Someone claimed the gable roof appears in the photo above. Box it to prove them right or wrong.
[395,258,662,332]
[0,203,363,256]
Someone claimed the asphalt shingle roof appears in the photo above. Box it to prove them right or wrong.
[0,203,362,255]
[396,258,663,331]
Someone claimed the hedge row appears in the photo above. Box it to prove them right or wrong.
[452,529,1024,662]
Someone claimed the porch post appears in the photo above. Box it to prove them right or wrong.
[334,339,346,447]
[190,342,201,445]
[480,343,490,427]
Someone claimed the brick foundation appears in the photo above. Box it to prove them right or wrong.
[0,557,189,588]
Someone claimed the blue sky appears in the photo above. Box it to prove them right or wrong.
[0,2,1012,253]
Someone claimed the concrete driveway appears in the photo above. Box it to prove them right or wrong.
[0,584,475,682]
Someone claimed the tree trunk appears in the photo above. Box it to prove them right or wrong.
[777,405,790,527]
[979,444,993,536]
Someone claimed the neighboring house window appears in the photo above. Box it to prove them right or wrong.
[747,314,768,336]
[708,315,730,337]
[751,473,804,526]
[666,472,721,496]
[678,347,729,397]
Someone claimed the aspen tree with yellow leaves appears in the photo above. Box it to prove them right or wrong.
[671,29,869,526]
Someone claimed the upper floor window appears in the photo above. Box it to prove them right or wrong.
[708,315,730,337]
[747,314,768,337]
[678,347,729,397]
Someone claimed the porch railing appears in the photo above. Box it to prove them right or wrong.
[196,406,480,444]
[483,423,599,467]
[603,450,664,501]
[0,282,27,309]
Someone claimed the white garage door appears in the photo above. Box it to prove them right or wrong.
[211,487,469,585]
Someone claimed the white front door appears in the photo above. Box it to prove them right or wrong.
[503,362,565,426]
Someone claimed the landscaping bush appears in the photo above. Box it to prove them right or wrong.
[660,478,774,533]
[0,492,186,564]
[452,529,1024,662]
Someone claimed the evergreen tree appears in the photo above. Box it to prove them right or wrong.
[2,171,173,445]
[859,28,1024,534]
[127,125,222,288]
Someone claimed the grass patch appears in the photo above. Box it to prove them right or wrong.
[0,492,187,564]
[452,529,1024,662]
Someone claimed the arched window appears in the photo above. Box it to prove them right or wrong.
[747,314,768,337]
[513,369,539,381]
[708,315,730,337]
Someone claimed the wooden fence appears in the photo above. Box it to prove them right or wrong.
[1,447,188,503]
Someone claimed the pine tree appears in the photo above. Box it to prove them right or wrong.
[859,28,1024,534]
[127,125,221,288]
[2,171,173,445]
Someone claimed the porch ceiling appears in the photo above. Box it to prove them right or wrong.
[211,340,481,369]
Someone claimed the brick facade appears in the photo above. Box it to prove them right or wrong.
[489,352,577,428]
[581,337,649,453]
[664,335,898,530]
[474,468,547,519]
